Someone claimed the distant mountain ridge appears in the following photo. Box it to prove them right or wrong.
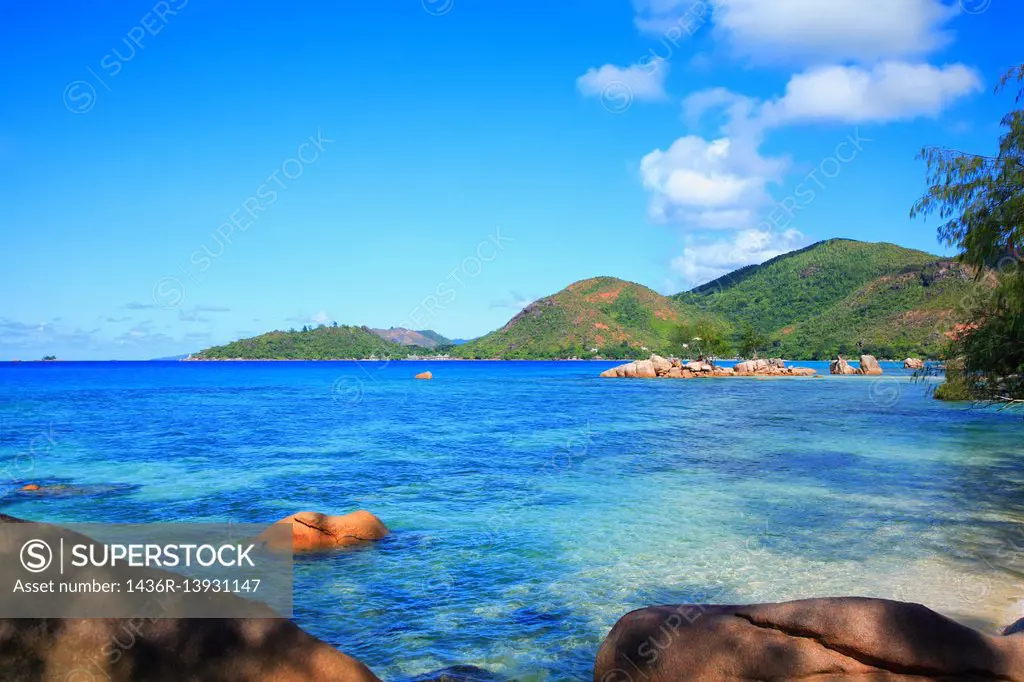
[191,239,985,361]
[456,239,986,360]
[369,327,451,348]
[193,325,418,360]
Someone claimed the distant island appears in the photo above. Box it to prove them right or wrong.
[190,239,989,362]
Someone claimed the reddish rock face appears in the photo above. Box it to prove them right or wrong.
[595,597,1024,682]
[415,371,433,380]
[267,511,390,553]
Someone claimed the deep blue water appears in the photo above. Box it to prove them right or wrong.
[2,360,1024,680]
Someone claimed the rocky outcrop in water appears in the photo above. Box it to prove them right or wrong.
[415,371,433,380]
[904,357,925,370]
[594,597,1024,682]
[830,356,858,375]
[858,354,883,375]
[268,510,389,552]
[600,356,815,379]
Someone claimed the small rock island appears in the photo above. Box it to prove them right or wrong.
[600,355,817,379]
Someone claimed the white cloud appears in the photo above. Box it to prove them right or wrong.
[711,0,956,63]
[760,62,983,125]
[576,60,669,102]
[640,134,788,228]
[672,228,807,285]
[682,62,980,138]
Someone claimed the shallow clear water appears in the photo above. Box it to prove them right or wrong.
[2,360,1023,680]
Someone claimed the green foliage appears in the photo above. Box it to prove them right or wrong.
[671,318,733,361]
[934,372,976,401]
[739,323,769,359]
[194,325,429,360]
[773,261,979,360]
[678,239,982,359]
[677,239,941,332]
[912,65,1024,403]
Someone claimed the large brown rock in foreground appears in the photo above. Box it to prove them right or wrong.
[594,597,1024,682]
[0,513,381,681]
[2,616,382,682]
[272,510,389,552]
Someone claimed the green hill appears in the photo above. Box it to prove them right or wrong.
[193,325,422,360]
[676,239,986,359]
[772,261,980,359]
[454,277,714,359]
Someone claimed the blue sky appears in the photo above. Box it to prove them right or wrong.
[1,0,1020,359]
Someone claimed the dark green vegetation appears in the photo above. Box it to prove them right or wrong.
[670,318,733,361]
[913,65,1024,404]
[454,277,711,359]
[675,239,985,360]
[193,325,435,360]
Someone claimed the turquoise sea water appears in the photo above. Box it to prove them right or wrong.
[2,360,1024,680]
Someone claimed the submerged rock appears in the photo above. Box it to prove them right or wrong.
[13,482,135,498]
[412,665,508,682]
[595,597,1024,682]
[268,510,389,552]
[858,354,883,375]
